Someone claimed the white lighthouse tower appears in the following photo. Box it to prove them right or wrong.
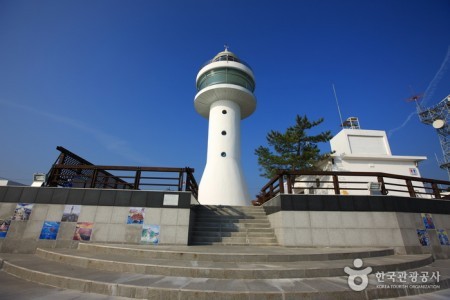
[194,48,256,206]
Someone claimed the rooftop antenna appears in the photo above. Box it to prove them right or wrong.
[435,153,441,166]
[332,83,344,128]
[405,85,423,112]
[408,92,450,180]
[405,94,424,115]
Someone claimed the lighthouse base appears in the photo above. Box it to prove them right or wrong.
[198,160,250,206]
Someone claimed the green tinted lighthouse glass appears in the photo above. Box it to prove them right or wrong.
[196,67,255,92]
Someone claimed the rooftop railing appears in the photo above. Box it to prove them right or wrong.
[199,55,253,71]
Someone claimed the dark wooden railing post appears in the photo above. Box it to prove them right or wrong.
[46,152,66,187]
[431,183,441,199]
[178,171,184,191]
[332,175,340,195]
[185,173,191,192]
[377,176,387,195]
[278,174,285,194]
[286,174,293,194]
[184,168,198,198]
[406,179,416,198]
[102,176,109,188]
[134,170,141,190]
[90,168,99,188]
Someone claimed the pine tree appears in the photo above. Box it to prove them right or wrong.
[255,115,333,178]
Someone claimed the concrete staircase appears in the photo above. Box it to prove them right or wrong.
[189,205,278,246]
[0,206,449,299]
[1,243,449,299]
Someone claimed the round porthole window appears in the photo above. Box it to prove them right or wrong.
[221,152,226,157]
[221,130,227,135]
[222,110,227,114]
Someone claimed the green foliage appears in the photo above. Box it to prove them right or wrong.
[255,115,333,178]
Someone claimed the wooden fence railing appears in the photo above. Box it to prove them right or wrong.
[254,170,450,205]
[46,165,198,199]
[45,146,198,198]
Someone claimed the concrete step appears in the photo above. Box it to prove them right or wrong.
[190,205,276,246]
[191,231,276,238]
[0,270,131,300]
[195,215,269,223]
[195,214,268,220]
[34,248,434,279]
[194,209,267,214]
[194,222,272,229]
[190,227,275,233]
[194,218,270,223]
[221,237,278,243]
[196,205,265,212]
[1,253,448,299]
[194,216,267,221]
[191,241,280,246]
[195,210,268,215]
[190,236,279,245]
[195,210,268,216]
[76,244,395,262]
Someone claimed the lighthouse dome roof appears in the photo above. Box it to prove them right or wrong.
[212,49,240,63]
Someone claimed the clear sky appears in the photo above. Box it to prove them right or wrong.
[1,0,450,198]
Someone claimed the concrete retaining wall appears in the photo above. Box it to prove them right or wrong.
[0,186,196,253]
[264,195,450,259]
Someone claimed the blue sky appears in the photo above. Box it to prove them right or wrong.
[1,0,450,198]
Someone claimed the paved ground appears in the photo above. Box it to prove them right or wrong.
[0,271,129,300]
[0,246,448,299]
[0,269,449,300]
[388,289,450,299]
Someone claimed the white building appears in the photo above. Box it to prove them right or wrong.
[295,117,428,197]
[0,177,25,186]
